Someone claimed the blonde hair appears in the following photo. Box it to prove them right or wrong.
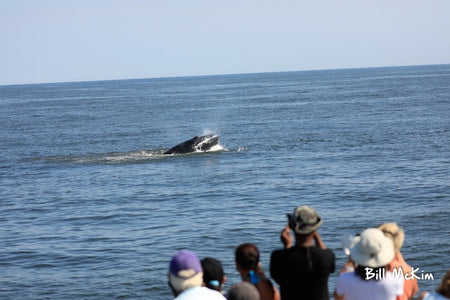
[169,272,203,293]
[378,222,405,253]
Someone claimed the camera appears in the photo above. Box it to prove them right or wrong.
[287,213,296,229]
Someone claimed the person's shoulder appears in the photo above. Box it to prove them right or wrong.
[337,271,363,288]
[271,248,289,254]
[385,271,405,284]
[420,291,447,300]
[201,287,226,299]
[175,286,226,300]
[270,248,290,259]
[338,271,357,280]
[314,246,335,254]
[311,246,335,260]
[336,271,359,294]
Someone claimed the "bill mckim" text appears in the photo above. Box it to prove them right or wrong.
[365,267,434,280]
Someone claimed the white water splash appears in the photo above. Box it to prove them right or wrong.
[201,129,217,135]
[206,144,225,152]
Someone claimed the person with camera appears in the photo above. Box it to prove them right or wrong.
[270,205,335,300]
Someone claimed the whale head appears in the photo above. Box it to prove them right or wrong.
[164,134,220,154]
[194,134,219,152]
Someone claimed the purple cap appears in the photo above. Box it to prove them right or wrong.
[169,250,202,278]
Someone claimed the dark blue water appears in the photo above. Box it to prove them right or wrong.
[1,65,449,299]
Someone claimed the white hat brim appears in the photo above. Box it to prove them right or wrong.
[350,228,395,268]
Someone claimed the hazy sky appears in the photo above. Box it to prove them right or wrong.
[1,0,450,85]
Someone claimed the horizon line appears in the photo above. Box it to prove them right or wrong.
[1,63,449,87]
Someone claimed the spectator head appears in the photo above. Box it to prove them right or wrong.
[287,205,323,235]
[168,250,203,295]
[350,228,395,268]
[201,257,226,291]
[227,282,261,300]
[436,269,450,298]
[378,222,405,253]
[235,243,259,271]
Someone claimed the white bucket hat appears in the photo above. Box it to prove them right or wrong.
[350,228,395,268]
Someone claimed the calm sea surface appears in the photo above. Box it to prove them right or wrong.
[1,65,449,299]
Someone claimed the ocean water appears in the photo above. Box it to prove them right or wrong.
[1,65,449,299]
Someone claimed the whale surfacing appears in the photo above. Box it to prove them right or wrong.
[164,134,220,155]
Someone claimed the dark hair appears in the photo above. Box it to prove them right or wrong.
[355,265,386,281]
[436,269,450,298]
[235,243,259,270]
[201,257,224,291]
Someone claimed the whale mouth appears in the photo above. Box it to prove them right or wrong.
[195,134,219,152]
[163,134,221,155]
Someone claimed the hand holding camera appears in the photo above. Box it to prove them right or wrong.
[280,225,293,249]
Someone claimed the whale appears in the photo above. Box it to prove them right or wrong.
[164,134,220,155]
